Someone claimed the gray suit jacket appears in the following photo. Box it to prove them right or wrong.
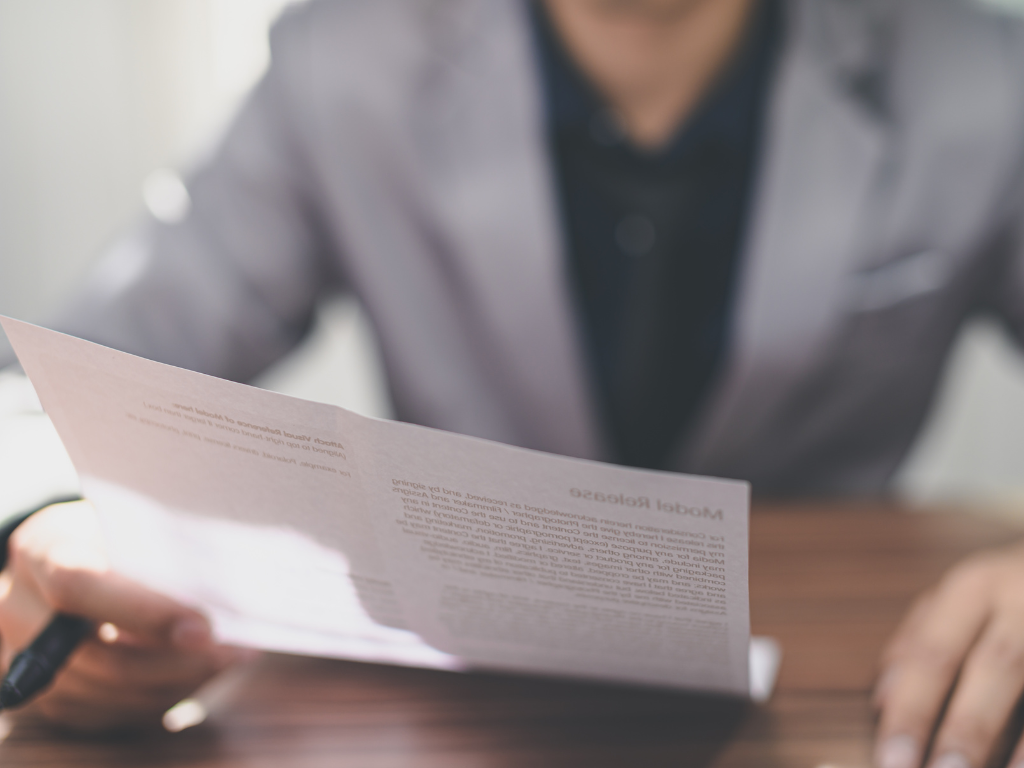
[48,0,1024,496]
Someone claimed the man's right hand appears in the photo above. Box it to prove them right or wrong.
[0,500,244,731]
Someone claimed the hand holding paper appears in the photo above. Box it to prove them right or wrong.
[0,499,242,730]
[0,317,778,724]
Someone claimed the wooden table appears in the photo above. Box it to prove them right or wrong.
[1,503,1020,767]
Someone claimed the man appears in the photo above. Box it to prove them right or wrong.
[2,0,1024,766]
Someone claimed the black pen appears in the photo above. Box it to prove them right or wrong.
[0,496,91,711]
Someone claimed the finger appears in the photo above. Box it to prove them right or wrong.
[883,590,937,667]
[926,608,1024,768]
[68,638,239,690]
[875,566,993,768]
[24,566,212,651]
[876,591,937,708]
[10,500,106,575]
[6,501,212,649]
[0,567,52,660]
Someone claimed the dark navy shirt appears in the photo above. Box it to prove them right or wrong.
[530,1,782,469]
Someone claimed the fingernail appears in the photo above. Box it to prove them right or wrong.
[171,617,211,649]
[876,735,919,768]
[930,753,970,768]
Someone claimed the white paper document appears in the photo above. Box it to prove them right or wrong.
[2,318,777,699]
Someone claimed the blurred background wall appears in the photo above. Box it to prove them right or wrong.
[2,0,1024,508]
[0,0,392,425]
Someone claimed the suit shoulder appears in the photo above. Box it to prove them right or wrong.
[270,0,407,44]
[893,0,1024,66]
[259,0,431,115]
[803,0,1024,74]
[260,0,530,135]
[267,0,479,65]
[808,0,1024,130]
[890,0,1024,117]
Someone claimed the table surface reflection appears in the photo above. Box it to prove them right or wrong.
[1,502,1020,768]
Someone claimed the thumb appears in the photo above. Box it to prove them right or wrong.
[11,500,213,650]
[40,567,212,650]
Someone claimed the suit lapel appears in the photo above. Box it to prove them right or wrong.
[409,0,890,470]
[684,0,890,475]
[408,0,602,459]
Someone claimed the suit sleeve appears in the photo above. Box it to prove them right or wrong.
[52,10,341,382]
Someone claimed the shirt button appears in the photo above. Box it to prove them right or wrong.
[589,111,624,146]
[616,214,656,258]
